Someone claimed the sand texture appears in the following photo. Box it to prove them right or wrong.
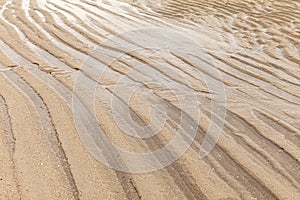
[0,0,299,199]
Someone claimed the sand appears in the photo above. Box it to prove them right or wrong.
[0,0,299,199]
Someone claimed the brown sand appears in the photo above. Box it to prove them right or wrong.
[0,0,299,199]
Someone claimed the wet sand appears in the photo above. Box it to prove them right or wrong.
[0,0,299,199]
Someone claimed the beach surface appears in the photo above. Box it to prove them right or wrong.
[0,0,299,199]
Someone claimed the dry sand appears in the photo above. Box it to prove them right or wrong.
[0,0,299,199]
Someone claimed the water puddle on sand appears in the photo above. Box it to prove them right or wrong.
[46,0,109,41]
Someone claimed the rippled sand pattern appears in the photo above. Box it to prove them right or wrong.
[0,0,299,199]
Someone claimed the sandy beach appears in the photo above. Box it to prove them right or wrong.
[0,0,299,199]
